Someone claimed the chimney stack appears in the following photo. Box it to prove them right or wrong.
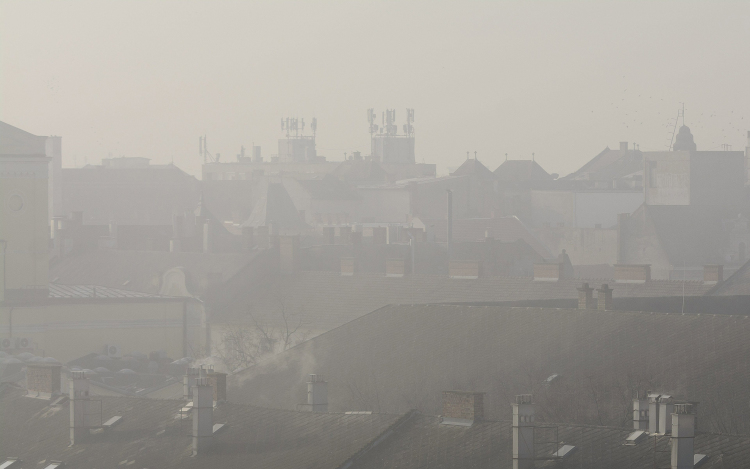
[513,394,534,469]
[658,395,675,434]
[633,393,649,431]
[671,404,695,469]
[192,370,214,455]
[620,142,629,151]
[207,368,227,403]
[703,265,723,284]
[648,392,661,434]
[183,366,200,400]
[304,374,328,412]
[26,362,62,398]
[441,391,484,426]
[577,283,595,310]
[597,284,613,311]
[70,370,94,445]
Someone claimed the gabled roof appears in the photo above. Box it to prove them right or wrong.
[0,120,48,157]
[493,159,553,182]
[230,304,750,435]
[0,386,401,469]
[241,181,308,231]
[450,158,495,180]
[564,147,642,182]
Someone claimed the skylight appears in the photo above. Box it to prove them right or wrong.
[553,445,576,459]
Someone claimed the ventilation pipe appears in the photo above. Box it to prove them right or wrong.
[192,369,214,455]
[513,394,534,469]
[671,404,695,469]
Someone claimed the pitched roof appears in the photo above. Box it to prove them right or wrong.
[229,304,750,435]
[564,147,642,182]
[708,258,750,295]
[50,249,258,296]
[216,271,712,330]
[0,120,48,157]
[355,413,750,469]
[450,158,495,180]
[0,386,401,469]
[241,181,308,231]
[493,159,553,182]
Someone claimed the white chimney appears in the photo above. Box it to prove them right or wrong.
[192,370,214,455]
[671,404,695,469]
[306,374,328,412]
[658,395,675,434]
[633,394,649,430]
[183,367,199,400]
[512,394,534,469]
[648,392,661,434]
[69,370,94,445]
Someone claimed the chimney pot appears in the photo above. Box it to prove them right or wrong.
[577,283,595,310]
[597,284,614,311]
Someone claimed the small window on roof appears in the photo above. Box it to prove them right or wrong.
[694,454,708,467]
[553,445,576,459]
[43,462,64,469]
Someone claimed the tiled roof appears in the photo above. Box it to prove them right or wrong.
[0,386,401,469]
[217,271,712,330]
[494,159,553,182]
[229,304,750,434]
[50,249,258,296]
[450,158,495,180]
[355,413,750,469]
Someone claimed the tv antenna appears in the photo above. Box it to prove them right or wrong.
[199,135,214,163]
[667,103,685,150]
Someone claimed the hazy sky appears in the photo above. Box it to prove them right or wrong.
[2,1,749,178]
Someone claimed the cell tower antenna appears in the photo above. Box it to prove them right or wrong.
[667,103,685,151]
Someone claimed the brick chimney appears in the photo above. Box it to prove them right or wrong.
[207,369,227,403]
[449,260,482,279]
[441,391,484,426]
[614,264,651,283]
[386,258,405,277]
[703,265,723,284]
[26,363,61,398]
[577,283,595,310]
[512,394,534,469]
[671,404,695,469]
[192,372,214,455]
[534,263,562,281]
[597,284,613,311]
